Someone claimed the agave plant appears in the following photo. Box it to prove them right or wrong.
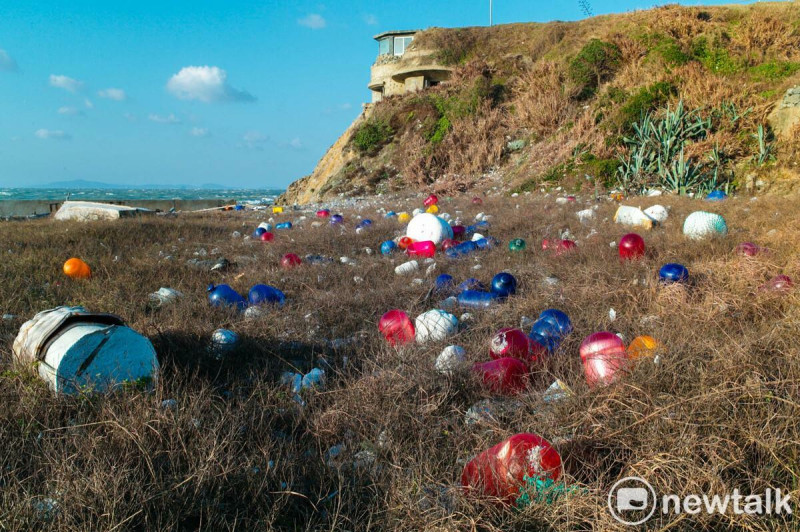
[616,100,718,195]
[753,124,776,166]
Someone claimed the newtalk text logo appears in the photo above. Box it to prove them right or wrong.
[608,476,792,526]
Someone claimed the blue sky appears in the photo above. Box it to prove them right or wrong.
[0,0,755,189]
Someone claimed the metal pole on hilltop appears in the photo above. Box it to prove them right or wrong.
[489,0,493,26]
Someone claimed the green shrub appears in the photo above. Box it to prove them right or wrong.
[615,81,677,134]
[352,118,393,154]
[568,39,623,99]
[581,154,619,187]
[655,40,690,66]
[692,38,741,75]
[429,115,451,144]
[749,61,800,82]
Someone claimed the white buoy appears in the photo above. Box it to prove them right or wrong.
[614,205,655,229]
[405,213,454,245]
[643,204,669,223]
[435,345,467,375]
[415,309,458,344]
[683,211,728,240]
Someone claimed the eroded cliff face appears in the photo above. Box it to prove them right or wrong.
[281,4,800,205]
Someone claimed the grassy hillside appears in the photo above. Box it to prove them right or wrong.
[283,2,800,202]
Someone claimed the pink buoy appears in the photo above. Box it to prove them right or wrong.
[316,209,330,218]
[378,310,415,346]
[472,358,528,395]
[280,253,302,269]
[580,332,627,387]
[489,328,535,364]
[619,233,645,260]
[462,433,561,504]
[736,242,760,257]
[423,194,439,207]
[406,240,436,258]
[761,274,793,293]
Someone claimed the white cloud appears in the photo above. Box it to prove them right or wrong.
[189,127,209,137]
[241,130,268,149]
[166,66,255,103]
[84,98,94,109]
[58,106,84,117]
[49,74,83,93]
[298,13,326,29]
[289,137,302,149]
[98,88,127,101]
[148,113,181,124]
[363,14,378,26]
[339,102,352,110]
[0,49,18,72]
[35,129,71,140]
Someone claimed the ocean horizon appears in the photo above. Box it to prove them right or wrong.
[0,187,284,204]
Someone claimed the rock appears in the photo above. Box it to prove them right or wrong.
[768,86,800,139]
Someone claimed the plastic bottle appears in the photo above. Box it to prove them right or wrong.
[458,290,499,309]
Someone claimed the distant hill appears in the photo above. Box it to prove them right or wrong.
[35,180,242,190]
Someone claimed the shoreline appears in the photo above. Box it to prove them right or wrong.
[0,198,248,218]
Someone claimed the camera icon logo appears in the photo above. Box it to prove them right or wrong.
[608,476,657,525]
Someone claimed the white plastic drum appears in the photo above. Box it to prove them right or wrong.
[39,323,159,394]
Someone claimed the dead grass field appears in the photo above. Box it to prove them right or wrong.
[1,193,800,530]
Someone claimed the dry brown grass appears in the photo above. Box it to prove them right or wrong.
[2,193,799,530]
[511,62,577,137]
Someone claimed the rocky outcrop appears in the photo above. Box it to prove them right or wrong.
[768,86,800,139]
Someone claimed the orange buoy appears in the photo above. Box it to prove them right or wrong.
[63,258,92,279]
[627,335,661,359]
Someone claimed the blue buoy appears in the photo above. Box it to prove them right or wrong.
[538,309,572,336]
[248,284,286,307]
[435,274,455,294]
[380,240,397,255]
[490,272,517,298]
[659,263,689,284]
[208,284,246,310]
